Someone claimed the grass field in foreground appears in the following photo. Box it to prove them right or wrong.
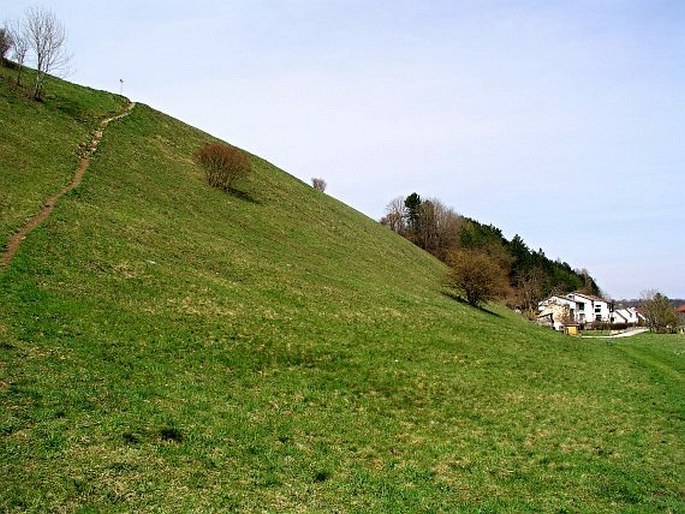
[1,73,683,513]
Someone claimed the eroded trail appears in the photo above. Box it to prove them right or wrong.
[1,100,136,269]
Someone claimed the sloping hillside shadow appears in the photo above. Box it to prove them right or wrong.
[441,290,503,318]
[227,188,260,205]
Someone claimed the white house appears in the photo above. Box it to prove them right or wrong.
[611,307,643,325]
[537,292,613,330]
[566,292,611,324]
[537,295,582,331]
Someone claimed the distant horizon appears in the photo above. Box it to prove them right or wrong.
[6,0,684,299]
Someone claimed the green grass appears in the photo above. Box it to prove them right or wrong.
[0,66,124,245]
[1,72,683,513]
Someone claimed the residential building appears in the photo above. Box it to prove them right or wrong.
[612,307,642,325]
[537,295,577,331]
[537,292,614,330]
[566,292,611,324]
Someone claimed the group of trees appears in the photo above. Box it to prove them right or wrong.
[381,193,600,308]
[1,7,70,99]
[381,193,462,262]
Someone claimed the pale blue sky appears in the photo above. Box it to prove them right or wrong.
[7,1,684,298]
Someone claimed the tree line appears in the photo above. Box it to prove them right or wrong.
[380,193,601,310]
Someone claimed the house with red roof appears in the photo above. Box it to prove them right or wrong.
[677,305,685,325]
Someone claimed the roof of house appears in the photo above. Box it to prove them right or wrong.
[613,310,629,322]
[569,291,607,303]
[677,305,685,313]
[546,295,577,306]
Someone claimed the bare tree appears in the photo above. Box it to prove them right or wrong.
[22,7,70,99]
[417,198,462,261]
[0,26,12,65]
[379,196,407,235]
[640,290,680,334]
[311,178,327,192]
[514,268,548,318]
[8,21,28,85]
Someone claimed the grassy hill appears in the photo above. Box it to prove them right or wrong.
[0,69,122,245]
[1,69,683,513]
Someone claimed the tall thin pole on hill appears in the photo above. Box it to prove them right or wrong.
[119,79,124,96]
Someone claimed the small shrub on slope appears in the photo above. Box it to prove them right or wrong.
[193,142,251,192]
[311,177,327,192]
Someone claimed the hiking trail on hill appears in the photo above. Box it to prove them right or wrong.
[1,100,136,269]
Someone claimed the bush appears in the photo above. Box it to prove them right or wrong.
[447,249,510,307]
[311,177,326,192]
[589,320,610,332]
[193,143,251,192]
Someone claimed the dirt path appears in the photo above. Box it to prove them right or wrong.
[1,100,136,269]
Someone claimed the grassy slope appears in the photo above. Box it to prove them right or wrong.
[0,66,123,244]
[0,74,683,513]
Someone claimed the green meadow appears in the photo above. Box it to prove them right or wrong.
[1,70,683,513]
